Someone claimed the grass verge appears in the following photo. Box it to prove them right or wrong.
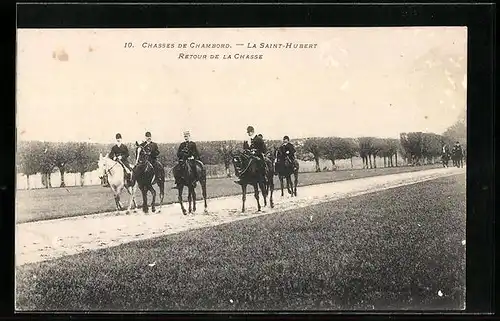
[15,173,466,311]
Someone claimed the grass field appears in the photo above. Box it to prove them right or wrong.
[16,164,443,224]
[15,174,466,311]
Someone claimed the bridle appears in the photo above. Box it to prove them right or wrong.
[101,157,119,177]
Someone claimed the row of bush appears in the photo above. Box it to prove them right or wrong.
[17,128,465,188]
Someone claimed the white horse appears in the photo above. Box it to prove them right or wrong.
[97,153,137,213]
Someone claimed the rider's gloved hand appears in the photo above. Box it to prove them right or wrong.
[286,151,290,154]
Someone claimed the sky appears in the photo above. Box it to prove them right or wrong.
[16,27,467,144]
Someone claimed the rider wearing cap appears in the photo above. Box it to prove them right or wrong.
[236,125,269,185]
[139,131,160,165]
[108,133,133,182]
[452,141,462,154]
[278,135,296,163]
[173,130,202,188]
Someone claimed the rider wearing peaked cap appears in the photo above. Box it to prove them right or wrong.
[279,135,296,163]
[108,133,133,183]
[172,130,202,189]
[236,125,269,185]
[139,131,160,162]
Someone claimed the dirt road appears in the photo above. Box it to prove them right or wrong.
[16,167,465,266]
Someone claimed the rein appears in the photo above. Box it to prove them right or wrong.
[105,160,119,176]
[234,153,254,177]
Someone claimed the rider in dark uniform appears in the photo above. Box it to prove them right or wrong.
[278,135,296,163]
[236,126,269,185]
[108,133,133,183]
[452,141,462,155]
[173,131,202,188]
[138,132,162,181]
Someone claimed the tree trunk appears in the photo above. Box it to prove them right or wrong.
[314,156,321,172]
[48,173,52,188]
[80,172,85,187]
[350,157,353,169]
[42,173,49,188]
[330,159,336,171]
[26,175,30,190]
[395,153,398,167]
[373,155,377,168]
[383,156,387,168]
[59,168,66,187]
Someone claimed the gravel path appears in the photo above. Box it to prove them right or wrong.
[16,166,465,266]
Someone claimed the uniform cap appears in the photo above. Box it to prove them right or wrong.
[145,132,152,137]
[247,126,254,133]
[116,133,122,139]
[283,135,290,140]
[183,130,191,136]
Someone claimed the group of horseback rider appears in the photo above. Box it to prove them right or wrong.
[107,131,160,185]
[105,125,297,187]
[441,140,465,167]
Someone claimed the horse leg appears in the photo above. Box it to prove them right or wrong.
[201,179,208,214]
[113,193,121,212]
[286,175,292,195]
[279,176,284,197]
[178,185,187,215]
[187,187,192,213]
[126,185,136,214]
[150,185,157,213]
[241,184,247,213]
[117,186,125,210]
[260,180,268,207]
[140,186,149,213]
[294,172,298,196]
[254,183,261,212]
[269,174,274,208]
[191,186,197,213]
[156,180,164,212]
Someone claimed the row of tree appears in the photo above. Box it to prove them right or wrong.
[17,125,466,189]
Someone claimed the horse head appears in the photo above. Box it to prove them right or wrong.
[231,150,248,177]
[135,145,148,164]
[97,153,111,180]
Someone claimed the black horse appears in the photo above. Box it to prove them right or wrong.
[273,148,299,197]
[173,158,208,215]
[231,149,274,213]
[132,143,165,213]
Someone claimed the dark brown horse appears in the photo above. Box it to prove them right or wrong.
[272,148,299,197]
[232,150,274,213]
[132,143,165,213]
[173,158,208,215]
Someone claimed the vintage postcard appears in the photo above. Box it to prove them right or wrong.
[15,27,467,311]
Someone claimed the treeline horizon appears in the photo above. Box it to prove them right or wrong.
[17,119,466,189]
